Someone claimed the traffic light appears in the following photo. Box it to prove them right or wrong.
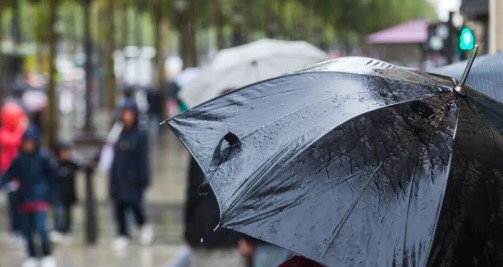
[427,20,476,62]
[427,22,450,53]
[458,27,475,51]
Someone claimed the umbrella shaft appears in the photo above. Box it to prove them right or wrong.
[459,44,479,87]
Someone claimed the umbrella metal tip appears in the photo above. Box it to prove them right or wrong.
[454,85,466,96]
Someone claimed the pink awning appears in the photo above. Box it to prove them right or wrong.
[367,19,429,44]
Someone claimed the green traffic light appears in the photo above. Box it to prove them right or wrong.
[459,27,475,51]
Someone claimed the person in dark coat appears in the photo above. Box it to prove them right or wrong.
[53,142,79,237]
[1,126,58,267]
[110,100,152,250]
[182,157,245,267]
[185,157,241,248]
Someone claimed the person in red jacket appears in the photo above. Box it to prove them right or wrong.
[0,102,27,172]
[0,102,28,240]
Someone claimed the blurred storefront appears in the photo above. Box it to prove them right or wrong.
[365,19,429,68]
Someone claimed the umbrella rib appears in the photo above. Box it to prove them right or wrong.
[221,94,449,225]
[321,162,384,258]
[240,101,321,140]
[282,94,447,176]
[240,88,445,142]
[220,143,297,223]
[400,158,419,263]
[222,199,300,228]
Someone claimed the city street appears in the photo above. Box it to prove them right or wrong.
[0,116,189,267]
[2,0,503,266]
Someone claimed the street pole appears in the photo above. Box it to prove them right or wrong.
[83,0,93,132]
[446,11,455,64]
[232,3,244,46]
[11,0,21,47]
[154,0,167,120]
[105,0,116,115]
[0,2,6,47]
[135,0,142,85]
[76,0,101,246]
[46,0,58,150]
[84,166,97,244]
[211,0,224,50]
[176,0,197,68]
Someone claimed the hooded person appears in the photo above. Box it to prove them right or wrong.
[109,100,152,250]
[0,102,28,242]
[1,126,58,267]
[181,157,246,267]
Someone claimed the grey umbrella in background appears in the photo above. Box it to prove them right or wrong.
[433,53,503,102]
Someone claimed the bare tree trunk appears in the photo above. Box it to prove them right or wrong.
[154,0,167,117]
[232,2,249,46]
[83,0,94,131]
[178,0,197,68]
[211,0,224,50]
[135,0,143,48]
[0,3,4,47]
[45,0,58,149]
[11,0,21,46]
[121,1,129,47]
[105,0,116,114]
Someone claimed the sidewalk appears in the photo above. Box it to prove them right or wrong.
[0,237,180,267]
[0,110,191,267]
[0,199,185,267]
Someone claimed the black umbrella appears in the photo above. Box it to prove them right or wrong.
[433,52,503,103]
[167,56,503,267]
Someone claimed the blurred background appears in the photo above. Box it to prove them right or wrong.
[0,0,499,266]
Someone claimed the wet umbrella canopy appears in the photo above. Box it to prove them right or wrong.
[167,57,503,267]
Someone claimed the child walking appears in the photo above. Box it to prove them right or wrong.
[1,127,58,267]
[52,142,79,242]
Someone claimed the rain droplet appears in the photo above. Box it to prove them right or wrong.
[251,106,255,109]
[200,238,204,243]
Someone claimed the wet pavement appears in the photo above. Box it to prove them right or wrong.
[0,110,190,267]
[0,201,184,267]
[0,238,179,267]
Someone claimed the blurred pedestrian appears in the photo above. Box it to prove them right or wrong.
[110,100,152,250]
[51,142,79,243]
[1,126,58,267]
[0,102,28,246]
[179,158,245,267]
